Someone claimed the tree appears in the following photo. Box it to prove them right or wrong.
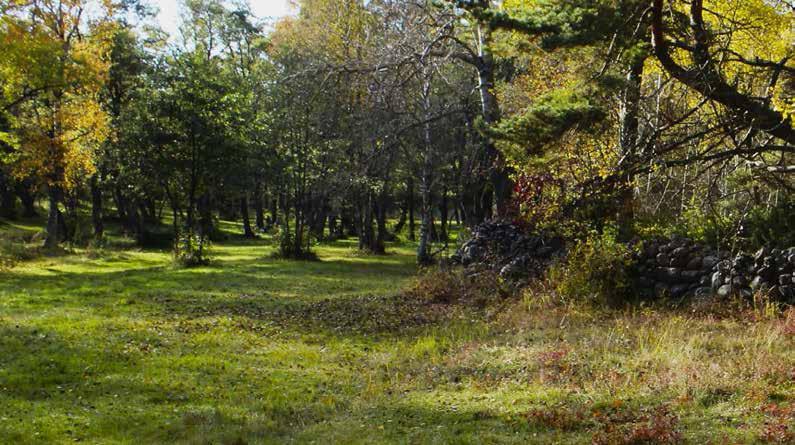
[1,0,114,248]
[651,0,794,145]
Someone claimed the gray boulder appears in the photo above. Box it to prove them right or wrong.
[702,256,719,270]
[717,284,733,298]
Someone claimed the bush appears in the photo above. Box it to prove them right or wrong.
[746,202,795,248]
[174,231,211,267]
[0,235,43,270]
[637,199,795,250]
[275,226,318,261]
[548,227,635,307]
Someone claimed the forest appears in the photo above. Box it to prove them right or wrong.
[0,0,793,443]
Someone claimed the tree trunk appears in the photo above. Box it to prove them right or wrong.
[342,211,356,237]
[43,186,61,249]
[461,182,479,227]
[359,192,376,252]
[143,199,157,224]
[408,177,416,241]
[281,195,291,251]
[254,181,265,231]
[114,185,127,221]
[393,204,407,235]
[293,200,304,256]
[57,205,68,243]
[481,187,494,221]
[312,201,328,242]
[616,55,645,239]
[417,77,434,265]
[0,170,16,219]
[127,200,144,245]
[417,169,432,265]
[328,213,338,239]
[440,186,449,242]
[270,197,279,226]
[170,196,180,245]
[241,195,255,238]
[90,174,103,239]
[475,21,513,217]
[219,199,238,221]
[429,211,438,243]
[374,191,387,254]
[17,181,37,217]
[198,193,214,240]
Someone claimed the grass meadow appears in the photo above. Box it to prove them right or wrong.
[0,216,793,444]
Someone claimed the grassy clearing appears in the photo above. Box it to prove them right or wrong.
[0,218,793,444]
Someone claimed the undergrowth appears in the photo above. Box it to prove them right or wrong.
[548,227,636,307]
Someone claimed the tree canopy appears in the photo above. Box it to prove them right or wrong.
[0,0,792,259]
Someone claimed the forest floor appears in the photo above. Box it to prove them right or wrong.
[0,216,793,444]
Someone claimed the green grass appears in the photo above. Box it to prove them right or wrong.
[0,217,793,444]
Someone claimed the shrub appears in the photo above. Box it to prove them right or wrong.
[526,404,588,431]
[746,202,795,248]
[84,238,108,259]
[0,236,43,270]
[274,226,318,261]
[548,227,635,306]
[174,231,211,267]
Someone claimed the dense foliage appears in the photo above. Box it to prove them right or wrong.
[0,0,792,263]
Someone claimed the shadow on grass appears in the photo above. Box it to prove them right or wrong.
[278,400,592,445]
[0,322,589,445]
[0,321,351,443]
[0,323,129,400]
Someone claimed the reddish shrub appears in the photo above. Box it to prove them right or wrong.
[527,404,588,431]
[592,405,683,445]
[760,403,794,444]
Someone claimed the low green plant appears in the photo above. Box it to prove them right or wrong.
[275,226,318,260]
[745,202,795,248]
[0,236,42,269]
[678,201,732,245]
[549,226,636,306]
[173,230,211,267]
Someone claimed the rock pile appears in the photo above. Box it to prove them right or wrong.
[451,220,565,280]
[635,238,795,302]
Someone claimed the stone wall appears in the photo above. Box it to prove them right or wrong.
[635,238,795,302]
[634,237,721,299]
[454,221,795,304]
